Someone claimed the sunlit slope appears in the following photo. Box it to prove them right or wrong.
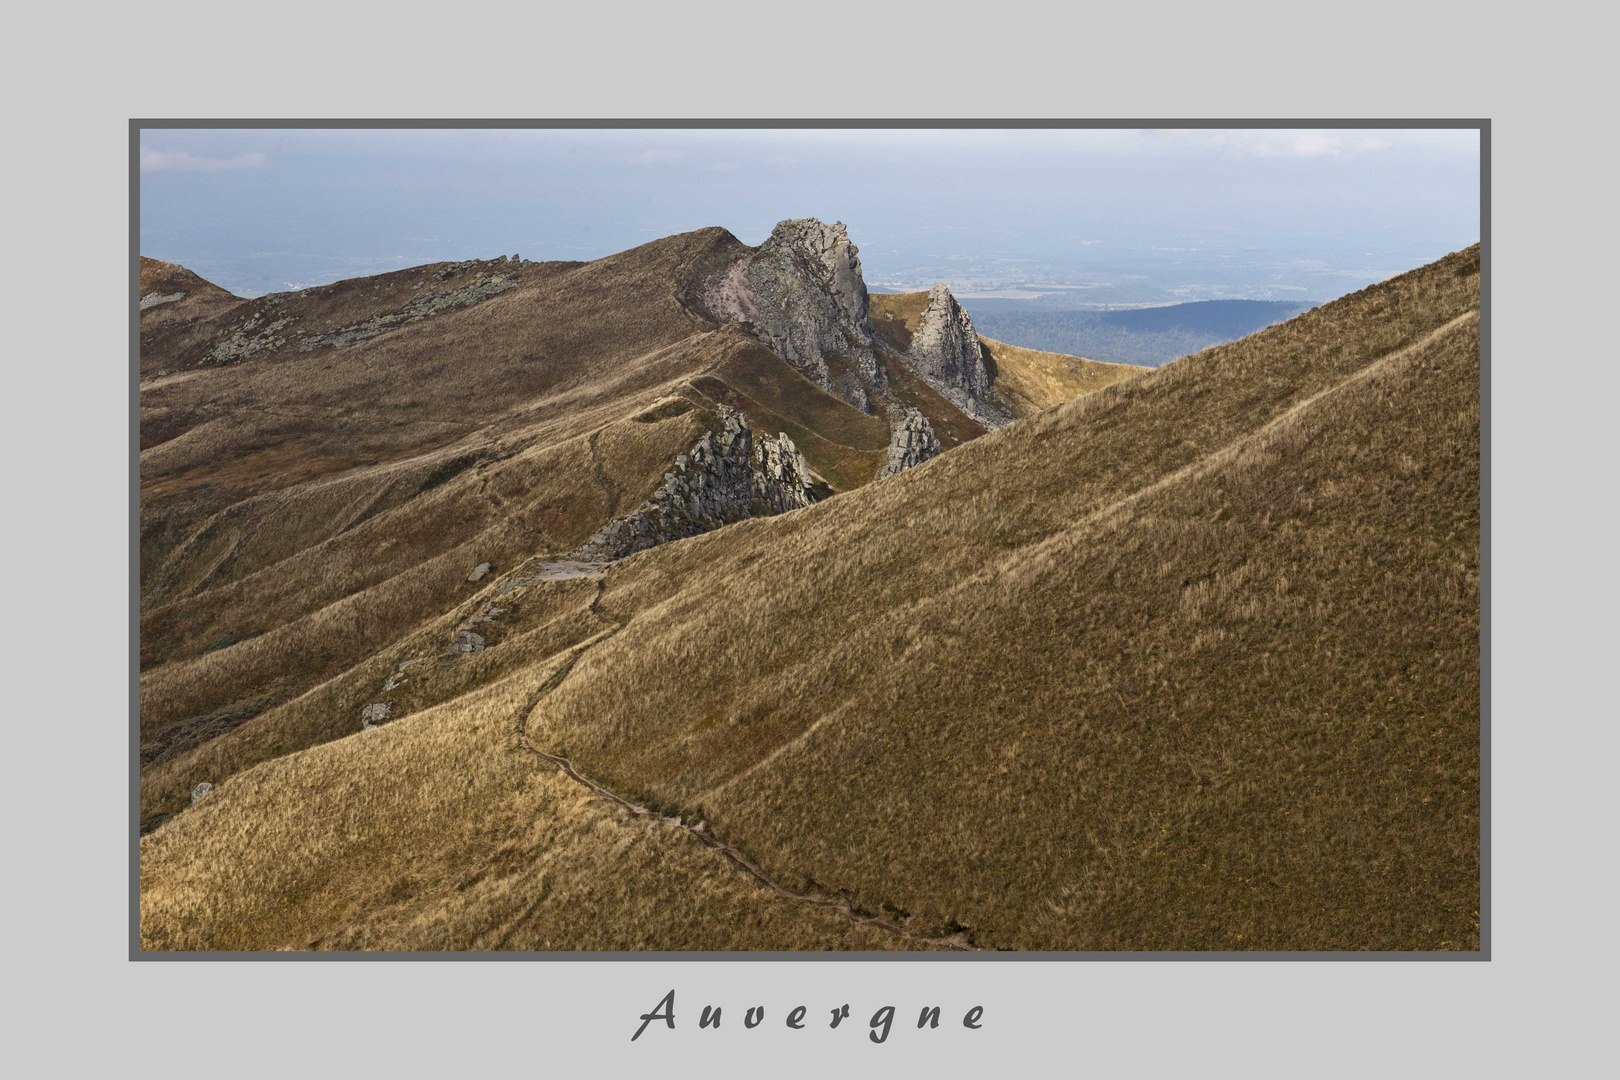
[143,246,1479,951]
[536,245,1482,950]
[978,336,1147,418]
[139,643,923,951]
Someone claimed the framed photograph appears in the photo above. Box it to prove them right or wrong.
[134,123,1484,961]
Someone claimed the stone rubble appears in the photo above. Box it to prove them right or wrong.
[297,274,517,352]
[360,702,392,729]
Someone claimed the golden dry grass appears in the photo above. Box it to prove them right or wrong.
[140,243,1480,952]
[867,290,933,351]
[979,335,1148,418]
[140,646,919,951]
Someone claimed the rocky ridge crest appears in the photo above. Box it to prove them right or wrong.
[703,219,884,411]
[573,406,817,560]
[906,282,1010,428]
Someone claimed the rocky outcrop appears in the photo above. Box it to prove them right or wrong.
[704,219,884,410]
[467,562,492,582]
[140,291,185,311]
[360,703,392,729]
[190,782,213,804]
[879,408,943,478]
[905,282,1010,428]
[205,312,295,364]
[297,273,517,352]
[573,406,816,560]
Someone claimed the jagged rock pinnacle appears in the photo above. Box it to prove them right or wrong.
[702,218,884,410]
[905,282,1007,426]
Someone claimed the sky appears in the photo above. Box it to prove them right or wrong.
[137,128,1481,305]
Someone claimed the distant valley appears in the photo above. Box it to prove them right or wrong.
[963,299,1316,368]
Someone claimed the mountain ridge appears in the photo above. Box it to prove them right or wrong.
[136,220,1144,835]
[139,238,1480,951]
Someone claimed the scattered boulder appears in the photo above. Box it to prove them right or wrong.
[880,408,944,478]
[360,702,392,729]
[467,562,493,582]
[190,782,213,804]
[454,631,487,654]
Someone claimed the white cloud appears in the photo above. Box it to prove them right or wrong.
[1155,129,1459,160]
[636,149,688,164]
[709,160,740,172]
[140,149,268,172]
[1290,133,1343,157]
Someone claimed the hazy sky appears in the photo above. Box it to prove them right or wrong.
[138,128,1481,303]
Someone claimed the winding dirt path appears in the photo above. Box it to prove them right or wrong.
[512,620,984,952]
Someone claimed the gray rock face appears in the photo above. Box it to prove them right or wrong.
[467,562,492,582]
[574,406,816,560]
[360,702,392,729]
[140,291,185,311]
[905,283,1010,428]
[453,631,486,654]
[190,782,214,804]
[705,219,884,409]
[879,408,944,478]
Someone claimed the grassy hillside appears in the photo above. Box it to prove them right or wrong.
[978,336,1147,419]
[141,244,1480,951]
[138,230,1142,837]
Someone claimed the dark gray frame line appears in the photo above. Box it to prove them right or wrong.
[129,118,1490,962]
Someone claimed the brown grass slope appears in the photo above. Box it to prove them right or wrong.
[978,336,1147,419]
[140,645,922,951]
[142,230,1094,830]
[141,245,1480,951]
